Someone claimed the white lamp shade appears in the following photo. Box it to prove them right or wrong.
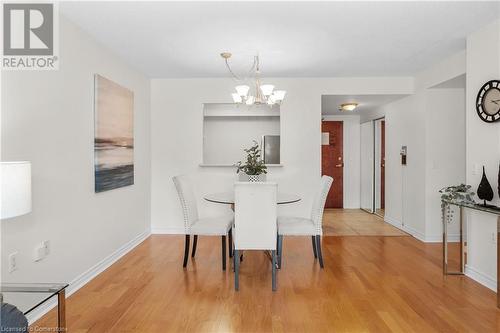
[267,95,276,105]
[235,85,250,97]
[260,84,275,96]
[273,90,286,101]
[1,162,32,219]
[232,93,242,103]
[245,96,255,105]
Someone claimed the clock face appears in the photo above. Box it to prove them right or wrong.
[476,80,500,123]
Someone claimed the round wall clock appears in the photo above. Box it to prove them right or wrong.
[476,80,500,123]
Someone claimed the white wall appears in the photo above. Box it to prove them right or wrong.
[377,94,427,238]
[1,15,151,296]
[424,88,465,240]
[322,115,361,208]
[151,78,413,233]
[464,19,500,291]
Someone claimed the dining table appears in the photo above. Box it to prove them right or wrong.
[204,191,301,267]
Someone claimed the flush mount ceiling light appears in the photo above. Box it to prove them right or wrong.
[221,52,286,106]
[339,103,358,111]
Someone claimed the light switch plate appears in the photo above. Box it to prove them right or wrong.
[42,240,50,255]
[472,164,480,175]
[34,246,45,262]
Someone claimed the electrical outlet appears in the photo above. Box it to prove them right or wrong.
[8,252,18,273]
[42,240,50,255]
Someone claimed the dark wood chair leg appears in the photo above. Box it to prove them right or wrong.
[228,228,233,258]
[316,235,324,268]
[191,235,198,258]
[234,249,240,291]
[222,235,227,271]
[312,236,318,259]
[277,235,283,269]
[183,235,190,268]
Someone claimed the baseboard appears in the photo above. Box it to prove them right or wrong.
[384,216,460,243]
[402,224,426,242]
[151,226,185,234]
[424,234,460,243]
[465,265,497,292]
[26,229,151,324]
[384,215,403,229]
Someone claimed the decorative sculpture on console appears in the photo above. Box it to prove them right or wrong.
[477,166,494,207]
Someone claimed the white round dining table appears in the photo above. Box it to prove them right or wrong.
[204,192,301,205]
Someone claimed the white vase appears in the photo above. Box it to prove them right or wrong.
[239,173,267,182]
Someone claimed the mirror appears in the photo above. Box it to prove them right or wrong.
[360,121,374,212]
[374,118,385,217]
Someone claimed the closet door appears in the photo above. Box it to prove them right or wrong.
[360,121,374,212]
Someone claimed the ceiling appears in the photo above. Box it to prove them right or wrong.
[321,94,408,115]
[60,1,500,78]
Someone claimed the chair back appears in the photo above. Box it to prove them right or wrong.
[234,182,277,250]
[310,176,334,234]
[172,175,199,233]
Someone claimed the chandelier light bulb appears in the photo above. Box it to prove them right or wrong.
[235,85,250,98]
[232,93,242,103]
[267,95,276,105]
[273,90,286,101]
[260,84,275,96]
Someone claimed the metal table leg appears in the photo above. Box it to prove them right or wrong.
[443,203,465,275]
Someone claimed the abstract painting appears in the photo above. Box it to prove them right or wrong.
[94,74,134,192]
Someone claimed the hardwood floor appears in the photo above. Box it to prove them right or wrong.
[34,235,499,332]
[323,209,408,236]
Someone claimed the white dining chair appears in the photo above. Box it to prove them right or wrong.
[173,175,234,270]
[233,182,278,291]
[277,175,333,268]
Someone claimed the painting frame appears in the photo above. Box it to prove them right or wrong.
[94,74,134,193]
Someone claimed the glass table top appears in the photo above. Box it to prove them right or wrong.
[442,199,500,215]
[1,283,68,315]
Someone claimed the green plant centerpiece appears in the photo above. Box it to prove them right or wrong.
[439,184,475,224]
[439,184,475,206]
[235,141,267,182]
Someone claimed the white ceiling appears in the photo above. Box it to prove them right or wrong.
[60,1,500,78]
[321,94,408,115]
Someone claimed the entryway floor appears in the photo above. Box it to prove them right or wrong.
[323,209,409,236]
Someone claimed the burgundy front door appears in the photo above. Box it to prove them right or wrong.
[321,121,343,208]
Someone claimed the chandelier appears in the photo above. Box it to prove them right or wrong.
[221,52,286,106]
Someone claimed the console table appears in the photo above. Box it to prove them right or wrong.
[442,199,500,308]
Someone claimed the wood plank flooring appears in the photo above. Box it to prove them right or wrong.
[323,209,408,236]
[34,235,499,332]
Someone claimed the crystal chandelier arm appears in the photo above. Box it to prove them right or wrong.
[224,57,243,80]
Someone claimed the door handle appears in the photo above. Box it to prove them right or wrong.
[335,163,344,168]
